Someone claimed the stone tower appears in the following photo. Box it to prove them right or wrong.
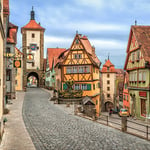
[21,7,45,88]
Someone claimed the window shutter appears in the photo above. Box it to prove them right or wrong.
[63,84,67,90]
[87,84,91,90]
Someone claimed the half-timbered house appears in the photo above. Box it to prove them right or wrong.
[124,25,150,119]
[60,33,101,116]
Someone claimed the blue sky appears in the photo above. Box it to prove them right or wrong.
[9,0,150,68]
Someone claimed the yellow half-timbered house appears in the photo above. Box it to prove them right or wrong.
[61,33,101,116]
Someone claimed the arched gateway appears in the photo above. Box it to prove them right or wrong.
[21,7,45,88]
[27,72,39,87]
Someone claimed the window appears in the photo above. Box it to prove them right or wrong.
[6,70,11,81]
[143,72,146,81]
[107,87,110,91]
[32,33,35,38]
[75,84,80,90]
[139,71,146,82]
[73,54,82,59]
[93,67,95,73]
[107,80,110,84]
[127,95,128,102]
[73,66,77,73]
[66,66,90,74]
[6,47,10,53]
[124,83,127,89]
[93,84,95,90]
[107,74,110,78]
[136,50,140,61]
[66,67,72,74]
[81,84,87,90]
[15,80,18,85]
[75,39,79,44]
[131,52,135,62]
[32,62,35,67]
[107,94,110,98]
[107,67,110,71]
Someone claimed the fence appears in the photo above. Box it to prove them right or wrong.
[98,114,150,140]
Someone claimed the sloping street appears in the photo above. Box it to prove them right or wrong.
[22,88,150,150]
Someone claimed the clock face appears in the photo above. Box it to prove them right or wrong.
[30,44,37,50]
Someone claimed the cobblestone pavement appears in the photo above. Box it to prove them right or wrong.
[23,88,150,150]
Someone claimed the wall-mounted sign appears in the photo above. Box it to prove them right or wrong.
[14,60,21,68]
[30,44,37,50]
[27,53,34,63]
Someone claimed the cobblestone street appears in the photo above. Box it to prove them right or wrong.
[23,88,150,150]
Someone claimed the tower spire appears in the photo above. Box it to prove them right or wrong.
[108,53,110,60]
[31,6,35,20]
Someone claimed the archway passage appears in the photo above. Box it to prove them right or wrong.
[27,72,39,87]
[105,101,114,112]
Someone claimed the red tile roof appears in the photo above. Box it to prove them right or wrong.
[70,34,101,67]
[47,48,66,70]
[21,20,45,31]
[101,59,116,73]
[124,25,150,69]
[7,22,18,44]
[15,47,23,55]
[3,0,9,15]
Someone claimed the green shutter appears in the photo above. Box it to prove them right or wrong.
[63,83,67,90]
[125,83,127,89]
[87,84,91,90]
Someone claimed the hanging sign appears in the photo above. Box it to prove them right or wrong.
[14,60,21,68]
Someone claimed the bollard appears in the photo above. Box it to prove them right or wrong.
[121,116,127,132]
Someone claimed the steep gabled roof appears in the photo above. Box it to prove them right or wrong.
[69,33,101,67]
[101,59,116,73]
[124,25,150,69]
[15,47,23,55]
[47,48,66,70]
[7,22,18,44]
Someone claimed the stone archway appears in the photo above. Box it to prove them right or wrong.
[105,101,114,112]
[27,72,39,87]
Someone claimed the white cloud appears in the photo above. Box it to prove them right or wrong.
[44,35,126,53]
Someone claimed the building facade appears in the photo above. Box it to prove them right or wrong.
[124,25,150,119]
[60,33,101,116]
[101,59,117,111]
[5,22,18,99]
[123,72,130,113]
[21,7,45,88]
[15,47,23,91]
[0,0,5,137]
[45,48,66,89]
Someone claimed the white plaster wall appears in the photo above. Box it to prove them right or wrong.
[102,73,116,102]
[26,30,41,69]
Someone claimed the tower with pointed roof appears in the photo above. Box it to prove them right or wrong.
[101,58,117,111]
[21,7,45,88]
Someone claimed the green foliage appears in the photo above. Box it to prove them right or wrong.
[59,80,83,98]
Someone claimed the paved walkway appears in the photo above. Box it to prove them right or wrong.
[23,88,150,150]
[0,91,35,150]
